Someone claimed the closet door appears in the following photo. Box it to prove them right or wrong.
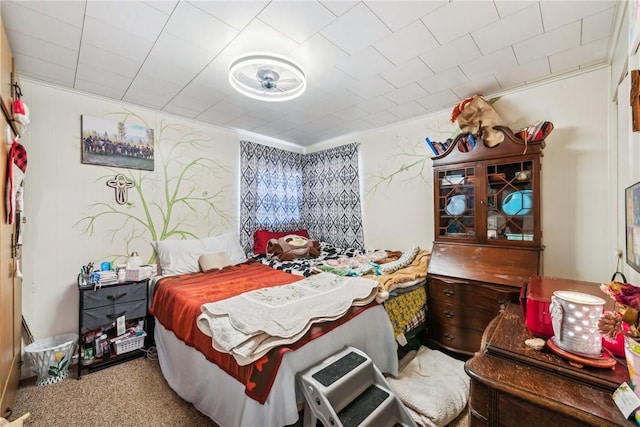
[0,18,19,418]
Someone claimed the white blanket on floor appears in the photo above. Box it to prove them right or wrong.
[387,346,470,427]
[197,272,378,365]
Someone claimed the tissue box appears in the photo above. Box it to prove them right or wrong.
[125,265,156,282]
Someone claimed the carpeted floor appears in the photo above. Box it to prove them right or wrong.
[8,354,468,426]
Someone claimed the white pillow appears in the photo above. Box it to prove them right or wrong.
[152,238,205,276]
[201,232,247,265]
[152,232,246,277]
[199,252,232,272]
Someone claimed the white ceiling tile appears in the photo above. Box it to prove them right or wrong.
[75,78,127,100]
[124,88,173,110]
[82,16,155,62]
[2,2,82,48]
[197,100,246,124]
[380,57,433,88]
[416,89,460,111]
[6,29,77,69]
[336,48,394,80]
[226,113,269,131]
[494,57,551,88]
[143,0,178,15]
[161,103,202,119]
[306,68,357,94]
[384,82,429,105]
[472,4,543,55]
[513,21,581,64]
[142,33,215,83]
[540,0,617,31]
[549,38,609,74]
[173,82,228,106]
[451,75,502,99]
[12,54,75,87]
[357,96,397,114]
[85,0,169,41]
[78,45,143,79]
[342,118,372,132]
[5,0,85,27]
[164,2,238,54]
[421,0,500,45]
[318,89,364,110]
[319,1,358,17]
[460,47,518,80]
[349,75,396,99]
[365,0,447,32]
[189,1,269,31]
[333,105,368,121]
[366,110,398,126]
[582,6,615,44]
[374,21,440,65]
[259,1,336,44]
[494,1,537,18]
[289,34,351,75]
[219,19,299,61]
[418,67,469,94]
[388,101,427,119]
[75,62,132,93]
[420,35,482,74]
[320,3,392,55]
[126,72,184,101]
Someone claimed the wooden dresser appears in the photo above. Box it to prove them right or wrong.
[465,304,633,426]
[427,127,544,355]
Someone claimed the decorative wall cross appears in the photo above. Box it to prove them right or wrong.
[106,174,135,205]
[632,70,640,132]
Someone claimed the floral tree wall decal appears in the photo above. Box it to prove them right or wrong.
[75,110,232,264]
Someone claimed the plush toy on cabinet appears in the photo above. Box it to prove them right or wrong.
[267,234,320,261]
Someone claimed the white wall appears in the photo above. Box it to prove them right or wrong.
[18,66,614,362]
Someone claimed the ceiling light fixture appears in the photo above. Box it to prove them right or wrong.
[228,53,306,102]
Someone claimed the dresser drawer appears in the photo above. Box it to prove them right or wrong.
[82,300,147,330]
[81,281,147,309]
[429,277,519,309]
[429,299,498,330]
[428,322,483,354]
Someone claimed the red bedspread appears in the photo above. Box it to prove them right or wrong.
[150,260,375,403]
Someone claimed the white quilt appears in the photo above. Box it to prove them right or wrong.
[196,272,378,365]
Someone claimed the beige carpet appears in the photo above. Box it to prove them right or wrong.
[8,356,468,427]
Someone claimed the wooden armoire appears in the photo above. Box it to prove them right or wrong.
[0,17,22,418]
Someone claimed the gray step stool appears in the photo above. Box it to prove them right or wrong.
[297,346,416,427]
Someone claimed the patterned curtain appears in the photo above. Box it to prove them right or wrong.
[239,141,305,253]
[302,143,364,250]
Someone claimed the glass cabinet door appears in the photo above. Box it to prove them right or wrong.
[436,167,475,239]
[485,160,534,242]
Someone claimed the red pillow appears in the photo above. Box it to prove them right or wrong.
[254,229,310,254]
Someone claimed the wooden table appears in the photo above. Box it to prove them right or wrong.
[464,304,635,426]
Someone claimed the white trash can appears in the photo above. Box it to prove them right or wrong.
[24,333,78,386]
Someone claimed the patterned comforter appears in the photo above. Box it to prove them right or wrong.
[252,241,365,276]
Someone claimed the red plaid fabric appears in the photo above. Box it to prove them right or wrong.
[11,142,27,173]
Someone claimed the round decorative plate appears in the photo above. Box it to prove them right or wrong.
[445,195,466,216]
[547,337,616,369]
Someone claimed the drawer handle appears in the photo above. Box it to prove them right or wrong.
[443,310,455,318]
[443,289,454,297]
[443,333,455,341]
[106,311,127,319]
[107,293,128,301]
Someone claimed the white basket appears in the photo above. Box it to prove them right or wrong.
[113,332,146,355]
[24,333,78,386]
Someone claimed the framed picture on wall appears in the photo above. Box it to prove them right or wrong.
[626,181,640,273]
[81,115,155,171]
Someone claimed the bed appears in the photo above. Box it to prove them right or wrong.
[149,233,400,426]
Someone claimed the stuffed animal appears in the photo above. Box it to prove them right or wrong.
[267,234,320,261]
[451,94,504,147]
[0,413,30,427]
